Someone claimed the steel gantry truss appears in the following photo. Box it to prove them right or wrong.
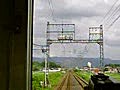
[46,22,104,67]
[42,22,104,86]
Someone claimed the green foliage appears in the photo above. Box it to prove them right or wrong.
[105,72,120,81]
[49,72,64,88]
[74,69,79,72]
[32,61,41,71]
[39,61,45,68]
[104,68,109,71]
[105,64,120,68]
[49,61,61,68]
[75,70,92,82]
[39,61,61,68]
[32,61,61,71]
[32,72,64,90]
[32,72,45,90]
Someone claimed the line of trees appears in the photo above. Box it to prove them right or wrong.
[32,61,61,71]
[105,64,120,68]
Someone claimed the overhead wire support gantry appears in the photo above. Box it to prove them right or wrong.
[45,22,104,86]
[46,22,104,67]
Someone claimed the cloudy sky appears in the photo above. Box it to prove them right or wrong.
[33,0,120,60]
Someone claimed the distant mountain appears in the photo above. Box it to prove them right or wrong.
[33,57,120,68]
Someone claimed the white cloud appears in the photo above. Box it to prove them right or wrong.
[33,0,120,60]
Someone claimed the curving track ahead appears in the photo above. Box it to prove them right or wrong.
[54,70,88,90]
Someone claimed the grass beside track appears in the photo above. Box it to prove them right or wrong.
[105,72,120,81]
[32,71,64,90]
[75,70,92,82]
[75,70,120,82]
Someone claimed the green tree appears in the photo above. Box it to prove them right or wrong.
[40,61,61,68]
[105,64,120,68]
[32,61,41,71]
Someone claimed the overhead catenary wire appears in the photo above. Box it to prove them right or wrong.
[107,14,120,29]
[99,0,120,30]
[100,0,119,24]
[47,0,56,22]
[104,3,120,25]
[105,4,120,29]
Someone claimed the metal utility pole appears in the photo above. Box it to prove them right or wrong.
[33,44,50,86]
[44,51,47,86]
[99,25,104,67]
[42,45,49,86]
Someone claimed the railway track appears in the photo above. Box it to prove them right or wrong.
[54,70,88,90]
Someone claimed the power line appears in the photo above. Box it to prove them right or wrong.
[47,0,56,22]
[104,3,120,25]
[100,0,119,24]
[100,0,120,30]
[107,14,120,29]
